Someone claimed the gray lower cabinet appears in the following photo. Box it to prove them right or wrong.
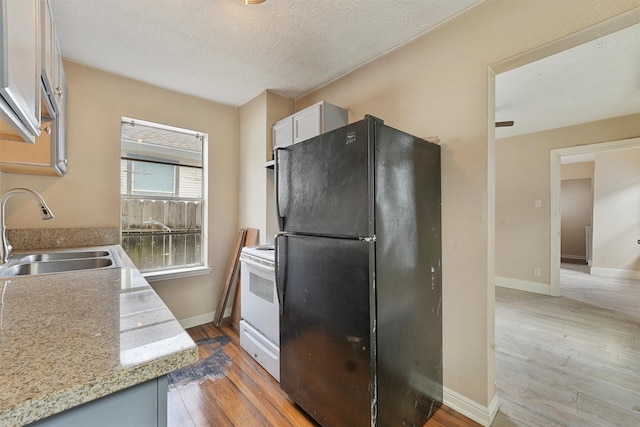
[29,376,168,427]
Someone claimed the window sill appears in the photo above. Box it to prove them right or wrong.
[142,266,212,283]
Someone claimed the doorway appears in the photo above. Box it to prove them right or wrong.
[491,12,640,426]
[550,138,640,295]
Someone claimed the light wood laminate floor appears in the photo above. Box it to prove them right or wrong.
[492,264,640,426]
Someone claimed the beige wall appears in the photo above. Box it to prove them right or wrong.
[560,162,594,260]
[1,0,637,420]
[562,162,594,180]
[238,92,268,242]
[592,149,640,274]
[497,113,640,286]
[1,61,240,323]
[560,161,595,259]
[265,92,294,243]
[238,90,293,245]
[295,0,640,411]
[561,178,592,258]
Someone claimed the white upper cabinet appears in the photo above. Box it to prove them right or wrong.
[40,0,63,115]
[293,101,348,144]
[40,0,54,104]
[52,56,67,174]
[52,37,64,111]
[0,0,41,143]
[292,105,319,145]
[272,116,293,152]
[272,101,348,156]
[0,0,66,175]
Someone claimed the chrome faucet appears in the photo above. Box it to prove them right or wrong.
[0,188,55,264]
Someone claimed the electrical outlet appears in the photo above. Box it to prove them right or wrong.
[534,268,541,277]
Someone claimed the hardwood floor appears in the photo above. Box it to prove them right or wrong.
[167,322,480,427]
[168,265,640,426]
[492,264,640,426]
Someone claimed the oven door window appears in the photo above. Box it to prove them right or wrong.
[250,272,274,303]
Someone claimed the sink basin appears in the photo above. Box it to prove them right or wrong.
[18,250,110,263]
[0,248,121,277]
[2,258,114,277]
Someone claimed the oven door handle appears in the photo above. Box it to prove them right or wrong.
[239,256,275,274]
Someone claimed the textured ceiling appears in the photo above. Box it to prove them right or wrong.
[50,0,483,107]
[496,22,640,138]
[50,1,639,135]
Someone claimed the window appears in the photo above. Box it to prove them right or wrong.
[120,117,208,279]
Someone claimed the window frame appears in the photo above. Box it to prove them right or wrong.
[120,117,211,281]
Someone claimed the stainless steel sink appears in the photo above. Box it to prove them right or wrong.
[18,250,110,263]
[0,248,121,278]
[2,258,114,277]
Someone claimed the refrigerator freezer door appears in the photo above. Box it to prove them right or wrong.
[277,234,372,426]
[275,119,371,237]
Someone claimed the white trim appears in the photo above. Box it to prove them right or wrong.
[560,254,586,261]
[121,116,203,138]
[120,116,210,274]
[590,267,640,281]
[178,306,233,330]
[143,266,212,283]
[550,137,640,297]
[495,276,551,295]
[550,150,562,297]
[443,387,499,426]
[179,311,214,329]
[202,132,209,274]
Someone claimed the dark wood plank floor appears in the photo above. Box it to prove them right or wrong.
[167,322,480,427]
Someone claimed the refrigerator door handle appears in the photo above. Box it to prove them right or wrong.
[274,148,288,231]
[274,233,287,315]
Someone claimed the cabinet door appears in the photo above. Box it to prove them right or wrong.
[53,61,66,174]
[293,104,321,144]
[40,0,54,96]
[272,116,293,151]
[30,377,168,427]
[52,37,64,110]
[0,0,41,141]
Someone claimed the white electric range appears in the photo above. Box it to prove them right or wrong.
[239,245,279,381]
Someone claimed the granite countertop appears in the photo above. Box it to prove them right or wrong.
[0,245,198,426]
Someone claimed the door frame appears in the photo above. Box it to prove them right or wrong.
[549,136,640,296]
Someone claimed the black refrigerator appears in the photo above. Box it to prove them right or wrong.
[274,115,442,427]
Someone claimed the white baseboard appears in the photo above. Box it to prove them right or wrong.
[495,276,551,295]
[178,307,233,329]
[179,311,214,329]
[590,267,640,281]
[560,254,586,261]
[444,387,499,426]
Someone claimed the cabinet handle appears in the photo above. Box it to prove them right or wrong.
[40,126,52,135]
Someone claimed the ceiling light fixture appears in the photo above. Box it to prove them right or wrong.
[243,0,265,4]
